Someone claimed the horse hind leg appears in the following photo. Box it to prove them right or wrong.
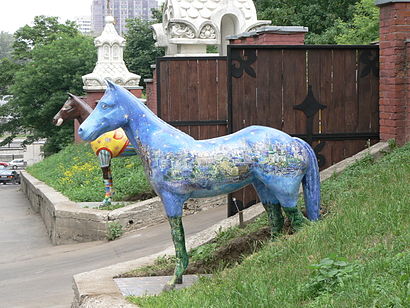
[275,183,310,233]
[253,180,284,240]
[282,206,310,232]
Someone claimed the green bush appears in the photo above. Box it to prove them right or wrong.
[27,142,153,202]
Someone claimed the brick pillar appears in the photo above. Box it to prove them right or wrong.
[377,0,410,145]
[228,26,308,46]
[144,64,158,115]
[406,40,410,142]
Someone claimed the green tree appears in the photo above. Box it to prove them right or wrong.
[0,33,96,155]
[12,15,79,61]
[334,0,379,44]
[151,4,164,23]
[123,19,164,85]
[0,31,14,59]
[0,58,19,96]
[254,0,359,44]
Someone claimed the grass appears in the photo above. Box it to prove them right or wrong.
[128,142,410,307]
[27,142,153,202]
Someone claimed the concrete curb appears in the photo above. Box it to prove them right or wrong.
[21,172,226,245]
[71,142,391,307]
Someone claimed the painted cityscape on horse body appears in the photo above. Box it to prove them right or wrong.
[136,132,308,192]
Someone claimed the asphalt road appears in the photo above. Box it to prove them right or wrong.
[0,184,227,308]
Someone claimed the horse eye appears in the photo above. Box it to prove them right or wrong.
[101,103,108,110]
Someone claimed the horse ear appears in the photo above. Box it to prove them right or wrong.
[67,92,75,98]
[105,79,116,89]
[70,94,87,104]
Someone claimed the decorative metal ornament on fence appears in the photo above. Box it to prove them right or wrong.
[294,85,327,167]
[231,49,257,78]
[359,50,379,78]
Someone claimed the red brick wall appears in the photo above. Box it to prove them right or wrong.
[378,1,410,144]
[145,67,158,115]
[406,41,410,142]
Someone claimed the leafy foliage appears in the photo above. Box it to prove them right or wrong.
[254,0,379,44]
[124,19,164,86]
[334,0,379,44]
[0,31,14,59]
[0,58,19,96]
[255,0,359,44]
[12,16,79,61]
[303,256,360,298]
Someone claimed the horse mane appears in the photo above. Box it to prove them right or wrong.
[68,93,94,114]
[109,82,194,139]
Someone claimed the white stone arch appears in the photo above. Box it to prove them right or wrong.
[219,13,240,55]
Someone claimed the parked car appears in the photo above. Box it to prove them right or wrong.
[0,165,21,184]
[0,162,9,167]
[8,159,26,169]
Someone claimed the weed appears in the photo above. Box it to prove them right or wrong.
[107,221,124,241]
[387,138,397,150]
[302,256,360,298]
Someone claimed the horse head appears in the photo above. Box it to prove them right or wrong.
[78,80,129,141]
[53,93,92,126]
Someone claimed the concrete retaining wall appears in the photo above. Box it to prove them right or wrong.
[21,171,226,245]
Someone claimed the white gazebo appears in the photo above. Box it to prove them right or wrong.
[82,16,142,91]
[151,0,271,56]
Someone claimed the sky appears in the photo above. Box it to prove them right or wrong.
[0,0,93,34]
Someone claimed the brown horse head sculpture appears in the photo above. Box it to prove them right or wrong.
[52,93,93,126]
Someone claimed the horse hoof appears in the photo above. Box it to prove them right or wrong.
[163,283,175,292]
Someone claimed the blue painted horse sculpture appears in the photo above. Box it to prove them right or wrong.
[53,94,137,206]
[78,81,321,290]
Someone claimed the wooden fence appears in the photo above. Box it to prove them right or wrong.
[156,45,379,215]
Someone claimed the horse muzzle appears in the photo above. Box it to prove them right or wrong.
[53,117,64,126]
[78,125,100,141]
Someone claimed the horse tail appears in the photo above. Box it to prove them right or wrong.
[295,138,321,221]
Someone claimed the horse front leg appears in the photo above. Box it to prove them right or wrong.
[163,216,189,291]
[98,150,113,207]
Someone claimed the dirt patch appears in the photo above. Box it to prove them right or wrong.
[119,226,271,278]
[186,227,271,274]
